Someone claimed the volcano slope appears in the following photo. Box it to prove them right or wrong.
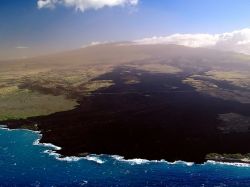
[2,43,250,163]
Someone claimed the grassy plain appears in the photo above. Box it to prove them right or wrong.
[0,87,77,121]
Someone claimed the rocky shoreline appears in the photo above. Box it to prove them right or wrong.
[206,153,250,164]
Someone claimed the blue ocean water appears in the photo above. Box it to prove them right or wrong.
[0,127,250,186]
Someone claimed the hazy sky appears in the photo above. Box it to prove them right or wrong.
[1,0,250,59]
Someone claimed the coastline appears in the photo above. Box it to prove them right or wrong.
[2,69,250,166]
[1,125,250,167]
[206,153,250,165]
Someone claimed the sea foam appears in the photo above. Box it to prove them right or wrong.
[110,155,195,166]
[111,155,150,165]
[85,155,105,164]
[33,138,62,151]
[207,160,250,167]
[34,138,105,163]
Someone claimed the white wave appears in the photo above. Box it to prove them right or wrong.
[22,129,41,134]
[40,143,61,151]
[44,150,61,157]
[57,156,84,162]
[79,180,88,186]
[110,155,195,166]
[33,138,62,151]
[126,158,150,165]
[85,155,105,164]
[44,153,106,163]
[44,150,105,163]
[111,155,150,165]
[43,149,83,162]
[0,125,15,131]
[149,159,194,166]
[28,129,105,163]
[28,130,87,162]
[0,127,11,131]
[54,155,106,163]
[172,160,194,166]
[44,149,57,155]
[207,160,250,168]
[0,125,41,134]
[111,155,124,161]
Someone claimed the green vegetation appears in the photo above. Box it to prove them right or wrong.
[206,70,250,90]
[0,88,77,121]
[127,63,182,74]
[83,80,114,92]
[206,153,250,162]
[0,64,114,121]
[183,75,250,104]
[18,66,114,97]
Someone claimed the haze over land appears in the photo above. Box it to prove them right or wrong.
[1,43,250,119]
[1,43,250,162]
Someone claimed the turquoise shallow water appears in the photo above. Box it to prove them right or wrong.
[0,127,250,186]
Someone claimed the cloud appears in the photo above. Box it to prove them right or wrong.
[81,41,109,48]
[38,0,57,9]
[135,28,250,55]
[37,0,138,11]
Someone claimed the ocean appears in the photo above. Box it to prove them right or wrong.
[0,127,250,187]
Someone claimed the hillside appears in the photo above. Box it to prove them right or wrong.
[1,43,250,120]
